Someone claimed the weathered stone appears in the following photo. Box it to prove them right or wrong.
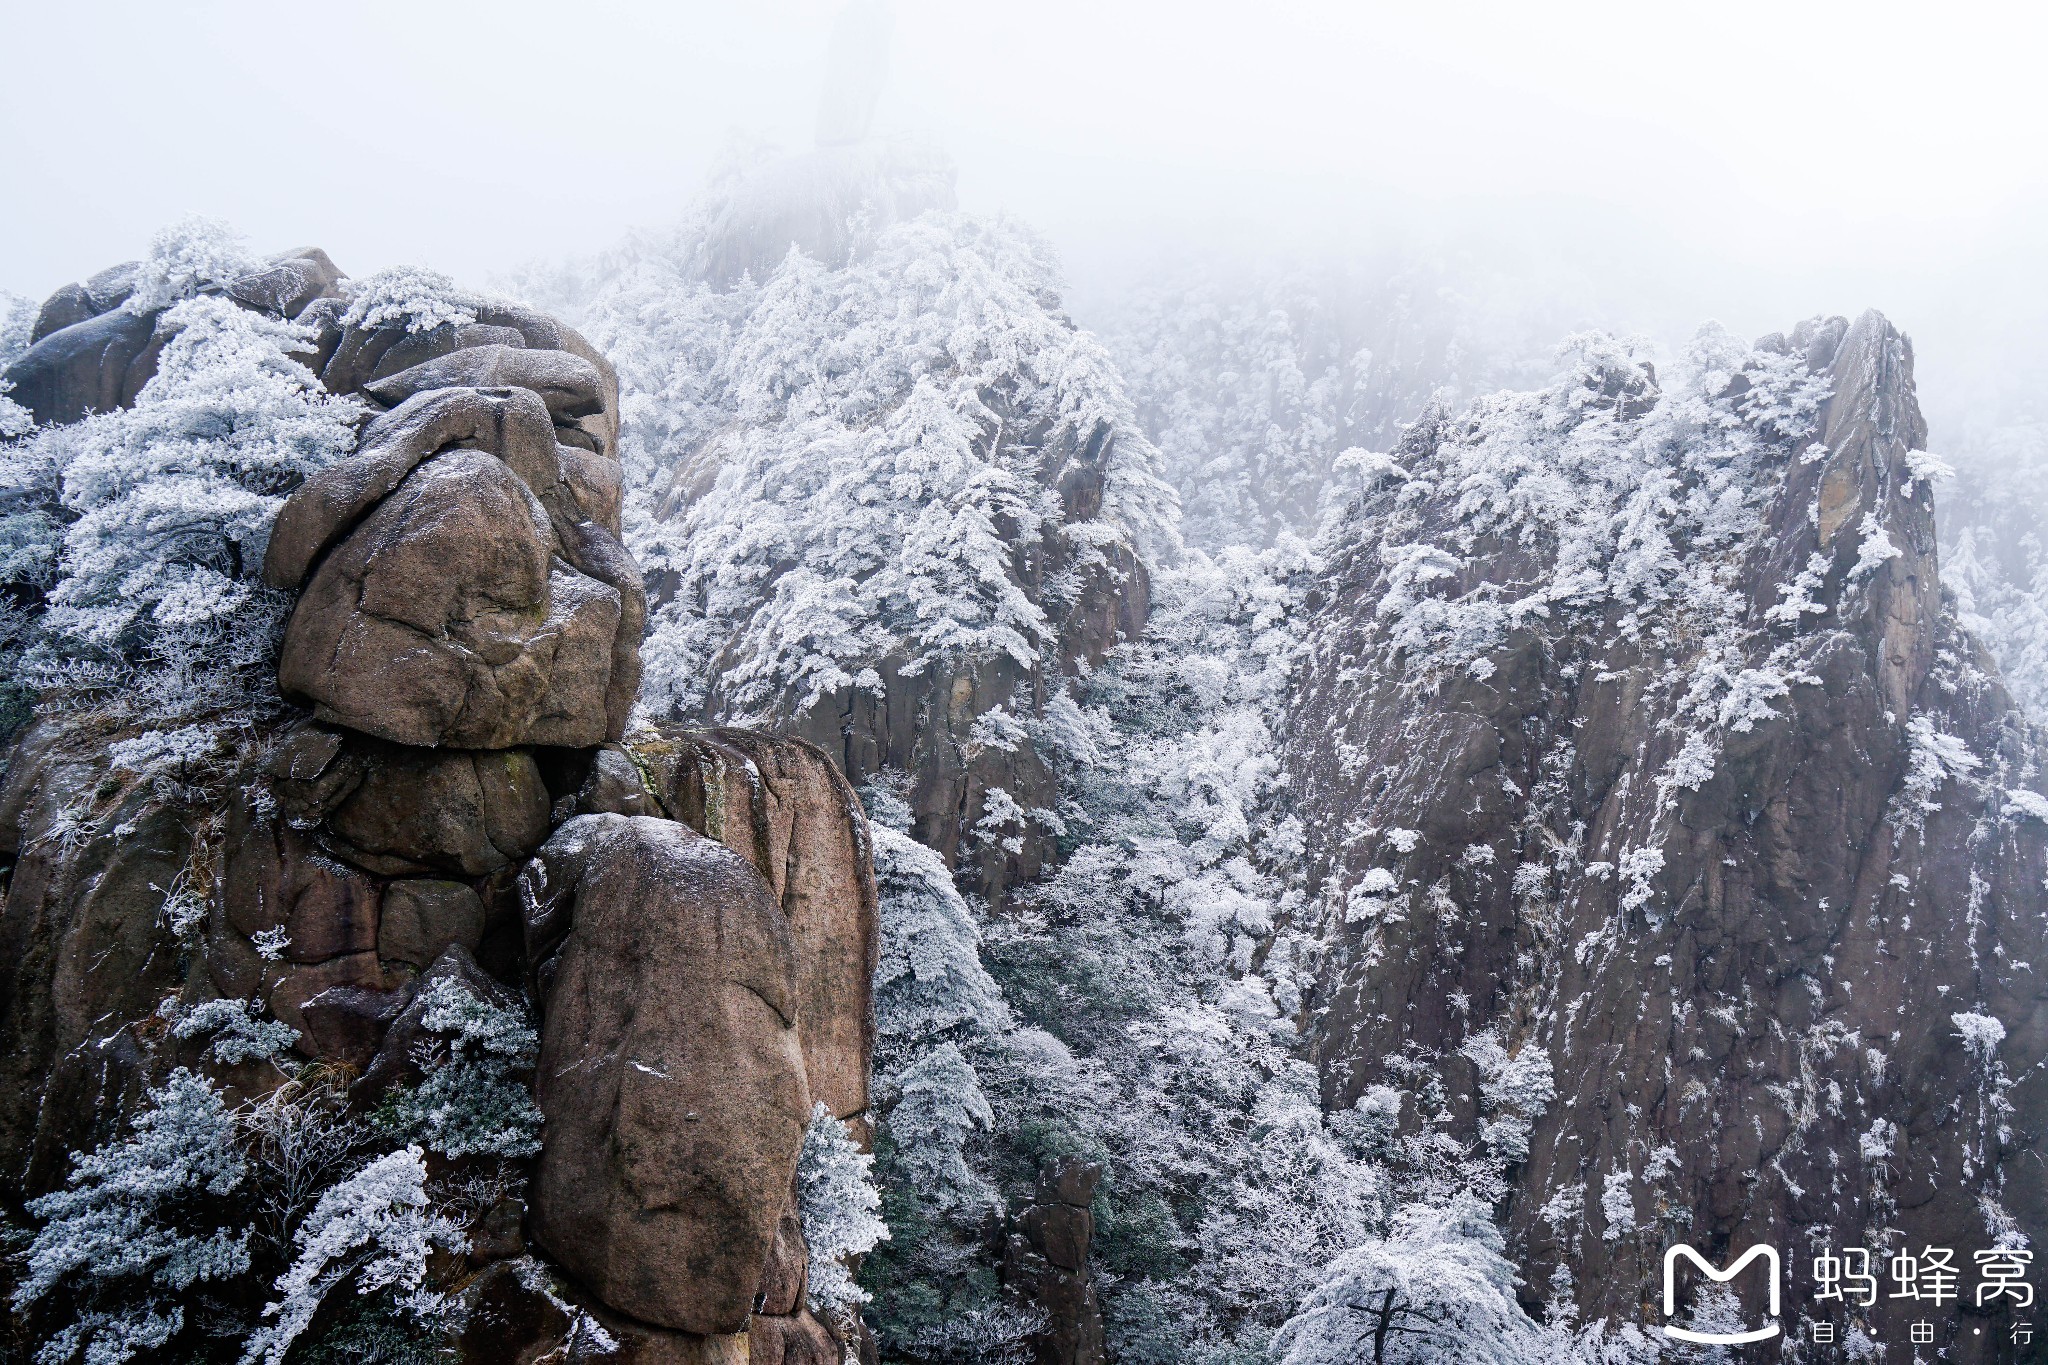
[377,878,487,967]
[749,1311,840,1365]
[635,727,878,1123]
[523,814,811,1335]
[29,282,100,342]
[1042,1158,1101,1209]
[278,444,623,749]
[1286,310,2048,1336]
[264,385,565,593]
[0,739,193,1186]
[261,719,362,825]
[319,317,523,398]
[28,262,138,342]
[325,743,549,878]
[268,951,386,1044]
[755,1190,809,1316]
[298,983,413,1072]
[364,345,607,424]
[570,746,660,819]
[448,1261,753,1365]
[1,305,159,426]
[1003,1159,1107,1365]
[1018,1203,1090,1273]
[223,248,346,319]
[470,1193,528,1264]
[559,444,626,534]
[280,847,381,964]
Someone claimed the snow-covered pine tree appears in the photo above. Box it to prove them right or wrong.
[1,226,361,735]
[1272,1197,1536,1365]
[13,1070,252,1365]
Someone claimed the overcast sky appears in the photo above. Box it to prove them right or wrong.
[5,1,2044,418]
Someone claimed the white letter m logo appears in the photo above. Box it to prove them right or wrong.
[1661,1245,1782,1344]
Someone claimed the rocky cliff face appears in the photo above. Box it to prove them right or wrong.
[0,250,879,1363]
[1289,312,2048,1352]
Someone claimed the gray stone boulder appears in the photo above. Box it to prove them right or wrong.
[2,306,159,425]
[276,442,622,749]
[521,814,811,1336]
[364,345,607,426]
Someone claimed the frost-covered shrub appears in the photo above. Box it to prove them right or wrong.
[385,976,543,1160]
[798,1104,889,1313]
[338,266,484,335]
[1954,1011,2008,1063]
[125,216,258,314]
[241,1146,462,1365]
[165,995,299,1065]
[1273,1196,1538,1365]
[13,1070,251,1365]
[7,290,360,726]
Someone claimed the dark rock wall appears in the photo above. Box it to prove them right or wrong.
[1289,311,2048,1352]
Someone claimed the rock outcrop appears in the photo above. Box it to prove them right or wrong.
[1290,312,2048,1351]
[0,247,879,1364]
[522,813,812,1335]
[1003,1159,1107,1365]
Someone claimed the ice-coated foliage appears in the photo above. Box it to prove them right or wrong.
[0,291,360,731]
[385,975,543,1159]
[860,822,1023,1355]
[165,995,299,1065]
[241,1146,462,1365]
[337,266,483,335]
[1328,327,1827,686]
[14,1070,251,1365]
[883,1043,996,1213]
[1942,416,2048,722]
[872,825,1009,1050]
[125,216,258,315]
[1272,1196,1535,1365]
[798,1104,889,1313]
[0,290,33,443]
[958,545,1416,1363]
[41,296,358,654]
[554,188,1174,725]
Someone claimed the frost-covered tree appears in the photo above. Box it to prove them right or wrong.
[241,1146,462,1365]
[5,288,359,729]
[798,1104,889,1316]
[13,1070,251,1365]
[384,975,544,1160]
[1273,1197,1538,1365]
[1942,415,2048,721]
[546,168,1174,727]
[858,821,1025,1358]
[41,295,358,659]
